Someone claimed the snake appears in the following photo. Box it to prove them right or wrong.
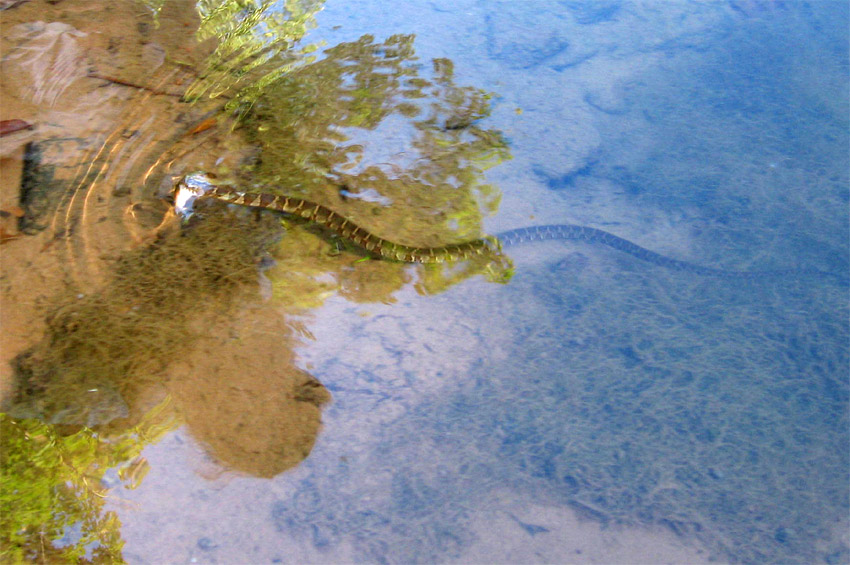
[175,173,847,282]
[175,173,500,263]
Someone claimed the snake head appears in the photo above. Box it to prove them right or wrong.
[173,172,217,219]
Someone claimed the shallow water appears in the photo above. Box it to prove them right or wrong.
[1,1,848,564]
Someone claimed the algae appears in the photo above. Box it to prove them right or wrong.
[0,398,175,564]
[9,210,283,428]
[459,261,850,565]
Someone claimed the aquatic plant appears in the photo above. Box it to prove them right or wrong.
[0,399,175,563]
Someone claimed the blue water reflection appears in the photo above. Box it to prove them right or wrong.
[117,1,849,563]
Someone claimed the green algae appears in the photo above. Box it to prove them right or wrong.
[0,398,176,564]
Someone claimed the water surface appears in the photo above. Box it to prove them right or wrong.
[1,1,847,563]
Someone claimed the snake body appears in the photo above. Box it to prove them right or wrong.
[176,174,499,263]
[497,225,750,278]
[176,173,846,282]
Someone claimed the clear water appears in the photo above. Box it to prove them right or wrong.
[1,1,847,564]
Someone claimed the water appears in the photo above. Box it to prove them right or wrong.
[1,1,847,563]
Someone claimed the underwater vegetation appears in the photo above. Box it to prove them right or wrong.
[8,211,281,427]
[272,254,849,564]
[2,0,513,559]
[1,399,175,563]
[7,2,510,437]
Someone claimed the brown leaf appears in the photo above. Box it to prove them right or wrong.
[1,205,25,218]
[188,117,217,135]
[0,119,33,137]
[0,226,21,244]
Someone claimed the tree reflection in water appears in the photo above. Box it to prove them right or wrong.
[1,0,512,561]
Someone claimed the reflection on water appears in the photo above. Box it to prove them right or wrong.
[1,0,511,561]
[1,0,848,564]
[0,0,331,561]
[168,306,331,478]
[0,398,175,563]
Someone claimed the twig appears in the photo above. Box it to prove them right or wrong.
[86,72,185,97]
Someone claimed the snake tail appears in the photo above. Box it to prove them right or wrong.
[497,224,847,283]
